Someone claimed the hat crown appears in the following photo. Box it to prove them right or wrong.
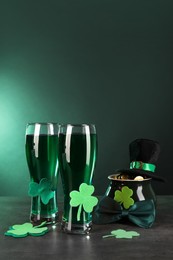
[129,139,160,165]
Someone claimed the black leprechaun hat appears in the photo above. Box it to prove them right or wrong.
[115,138,165,182]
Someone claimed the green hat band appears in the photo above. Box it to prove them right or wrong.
[130,161,156,173]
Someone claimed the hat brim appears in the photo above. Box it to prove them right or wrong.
[116,168,165,182]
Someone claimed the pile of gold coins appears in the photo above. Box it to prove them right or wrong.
[116,173,145,181]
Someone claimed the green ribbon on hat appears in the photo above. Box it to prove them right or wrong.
[130,161,156,172]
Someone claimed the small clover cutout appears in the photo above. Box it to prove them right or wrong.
[5,222,48,238]
[114,186,134,209]
[70,183,98,221]
[103,229,140,239]
[28,178,54,205]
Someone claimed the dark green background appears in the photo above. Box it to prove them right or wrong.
[0,0,173,196]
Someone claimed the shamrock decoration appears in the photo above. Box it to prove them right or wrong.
[114,186,134,209]
[103,229,140,239]
[28,178,54,205]
[5,222,48,238]
[70,183,98,221]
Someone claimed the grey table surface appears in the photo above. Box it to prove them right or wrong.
[0,196,173,260]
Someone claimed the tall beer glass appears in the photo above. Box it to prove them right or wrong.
[58,124,97,234]
[25,123,59,224]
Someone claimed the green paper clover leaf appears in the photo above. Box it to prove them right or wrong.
[5,221,48,238]
[103,229,140,239]
[28,178,54,205]
[114,186,134,209]
[70,183,98,221]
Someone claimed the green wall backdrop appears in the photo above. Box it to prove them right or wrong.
[0,0,173,196]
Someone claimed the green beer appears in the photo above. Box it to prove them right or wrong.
[58,124,97,233]
[25,123,59,224]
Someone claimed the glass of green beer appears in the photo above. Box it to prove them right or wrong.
[25,123,59,225]
[58,124,97,234]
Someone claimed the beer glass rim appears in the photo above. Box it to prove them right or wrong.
[59,124,96,127]
[26,122,59,126]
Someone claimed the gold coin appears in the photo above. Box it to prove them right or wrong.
[134,176,144,181]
